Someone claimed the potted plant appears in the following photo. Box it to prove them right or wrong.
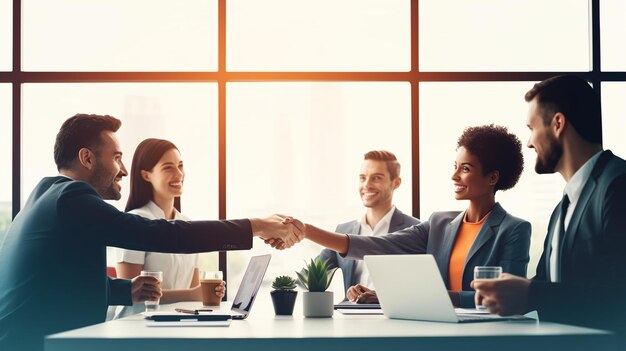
[270,275,298,315]
[296,258,338,318]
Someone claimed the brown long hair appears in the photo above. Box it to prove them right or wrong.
[125,138,181,212]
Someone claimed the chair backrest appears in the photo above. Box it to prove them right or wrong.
[106,266,117,278]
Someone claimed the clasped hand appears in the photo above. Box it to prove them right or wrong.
[252,214,305,249]
[262,216,306,250]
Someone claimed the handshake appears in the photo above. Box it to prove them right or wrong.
[250,214,306,249]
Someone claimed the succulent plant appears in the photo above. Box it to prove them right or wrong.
[296,257,338,292]
[272,275,297,291]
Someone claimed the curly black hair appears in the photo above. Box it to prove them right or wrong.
[457,124,524,192]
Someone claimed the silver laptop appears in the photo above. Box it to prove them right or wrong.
[220,254,272,320]
[364,254,529,323]
[145,255,271,323]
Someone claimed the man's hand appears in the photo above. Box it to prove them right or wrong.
[346,284,379,304]
[471,273,530,315]
[252,214,305,249]
[131,275,162,304]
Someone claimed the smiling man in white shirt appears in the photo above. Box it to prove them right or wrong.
[312,150,419,301]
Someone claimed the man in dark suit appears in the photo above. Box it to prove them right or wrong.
[0,114,302,351]
[312,151,419,300]
[473,75,626,337]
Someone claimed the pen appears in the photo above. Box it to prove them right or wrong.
[175,308,213,314]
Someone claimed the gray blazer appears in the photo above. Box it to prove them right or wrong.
[530,150,626,333]
[346,202,531,307]
[313,208,420,298]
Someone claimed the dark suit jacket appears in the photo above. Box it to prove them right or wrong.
[529,150,626,333]
[313,208,420,298]
[0,177,253,351]
[347,202,531,307]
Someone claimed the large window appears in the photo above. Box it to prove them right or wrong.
[21,83,220,268]
[601,0,626,71]
[0,0,10,71]
[419,0,590,71]
[602,83,626,157]
[227,0,410,71]
[226,82,411,294]
[0,84,10,242]
[3,0,626,300]
[22,0,218,71]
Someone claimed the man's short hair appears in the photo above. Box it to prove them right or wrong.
[524,75,602,144]
[53,114,122,171]
[364,150,401,180]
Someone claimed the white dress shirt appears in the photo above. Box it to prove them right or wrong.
[550,151,602,282]
[353,206,396,288]
[115,201,198,289]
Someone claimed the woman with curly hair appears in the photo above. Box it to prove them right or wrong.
[293,125,530,308]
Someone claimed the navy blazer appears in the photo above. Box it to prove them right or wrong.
[313,208,420,298]
[529,150,626,333]
[0,177,253,351]
[347,202,531,307]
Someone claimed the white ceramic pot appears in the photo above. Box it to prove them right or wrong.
[303,291,334,318]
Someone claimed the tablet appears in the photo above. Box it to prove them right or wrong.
[146,314,232,322]
[333,302,381,310]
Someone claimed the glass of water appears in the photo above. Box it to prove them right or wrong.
[140,270,163,311]
[473,266,502,311]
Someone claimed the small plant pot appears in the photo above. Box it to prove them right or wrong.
[271,290,298,315]
[303,291,333,318]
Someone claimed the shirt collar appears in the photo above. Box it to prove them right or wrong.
[360,206,396,232]
[564,151,603,204]
[145,200,184,220]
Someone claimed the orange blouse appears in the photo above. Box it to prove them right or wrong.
[447,212,490,292]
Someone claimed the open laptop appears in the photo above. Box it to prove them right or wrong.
[225,254,272,319]
[364,254,531,323]
[146,254,271,322]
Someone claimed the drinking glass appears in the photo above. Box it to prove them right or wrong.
[473,266,502,311]
[140,270,163,311]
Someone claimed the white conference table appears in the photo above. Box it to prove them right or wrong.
[45,294,614,351]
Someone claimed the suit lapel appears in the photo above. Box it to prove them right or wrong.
[463,203,504,272]
[388,208,405,232]
[543,206,559,280]
[560,152,612,268]
[438,212,464,286]
[562,178,595,260]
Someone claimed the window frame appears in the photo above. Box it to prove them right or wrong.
[3,0,625,299]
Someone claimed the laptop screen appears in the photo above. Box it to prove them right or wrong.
[230,254,271,315]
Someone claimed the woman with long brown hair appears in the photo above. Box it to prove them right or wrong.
[114,138,223,315]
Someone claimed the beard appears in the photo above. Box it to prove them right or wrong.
[91,162,122,200]
[534,134,563,174]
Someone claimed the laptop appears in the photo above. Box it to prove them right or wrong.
[146,254,271,322]
[226,254,272,319]
[364,254,530,323]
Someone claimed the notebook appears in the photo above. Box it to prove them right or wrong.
[364,254,531,323]
[145,254,271,323]
[334,301,383,315]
